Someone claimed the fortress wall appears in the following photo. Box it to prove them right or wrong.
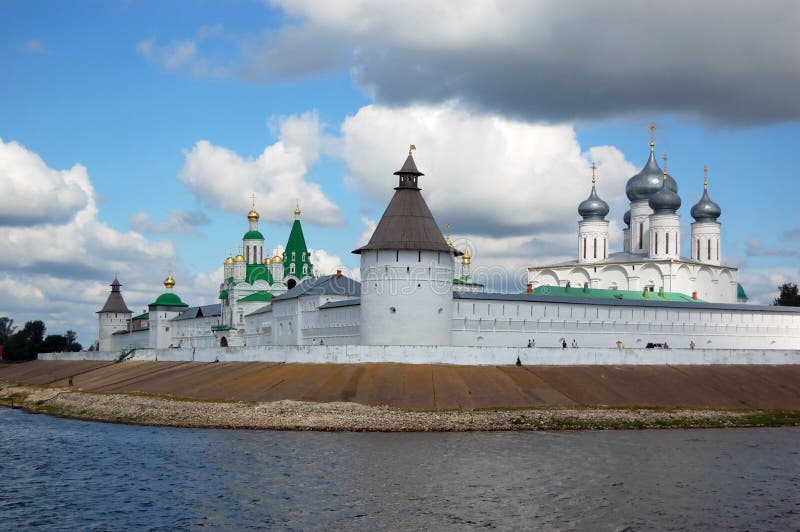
[452,299,800,349]
[40,345,800,366]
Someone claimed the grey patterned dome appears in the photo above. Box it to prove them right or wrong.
[626,150,678,201]
[690,188,721,222]
[578,184,609,220]
[623,209,631,226]
[649,177,681,214]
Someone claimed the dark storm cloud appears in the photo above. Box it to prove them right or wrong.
[250,0,799,125]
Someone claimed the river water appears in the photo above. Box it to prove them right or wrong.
[1,408,798,531]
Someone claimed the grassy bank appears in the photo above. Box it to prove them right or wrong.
[2,381,799,431]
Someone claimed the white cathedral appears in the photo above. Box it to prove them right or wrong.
[528,125,740,304]
[97,134,800,354]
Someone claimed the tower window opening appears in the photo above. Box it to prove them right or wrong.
[593,238,597,259]
[418,251,421,262]
[707,240,711,260]
[655,233,659,255]
[292,251,296,261]
[604,239,607,258]
[697,239,700,260]
[583,238,586,259]
[666,232,670,254]
[717,241,720,260]
[639,222,643,249]
[246,247,250,263]
[396,250,399,262]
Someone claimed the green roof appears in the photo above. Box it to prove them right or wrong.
[246,263,274,285]
[453,278,484,287]
[532,285,700,302]
[150,292,189,307]
[132,312,149,320]
[243,230,264,240]
[237,291,274,303]
[284,219,313,278]
[737,283,748,301]
[218,290,228,300]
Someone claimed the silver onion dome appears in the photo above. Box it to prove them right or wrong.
[626,150,678,202]
[578,184,610,220]
[623,209,631,226]
[649,177,681,214]
[691,188,721,222]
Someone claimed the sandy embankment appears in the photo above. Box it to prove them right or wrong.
[2,382,797,431]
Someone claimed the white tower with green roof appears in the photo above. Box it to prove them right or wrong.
[282,203,313,290]
[243,195,265,265]
[148,273,188,349]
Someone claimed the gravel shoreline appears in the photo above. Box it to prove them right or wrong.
[2,383,798,431]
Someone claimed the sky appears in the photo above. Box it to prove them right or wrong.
[1,0,799,345]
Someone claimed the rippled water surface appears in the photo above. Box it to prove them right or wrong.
[1,408,799,530]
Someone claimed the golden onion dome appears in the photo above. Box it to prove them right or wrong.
[462,248,471,265]
[273,254,283,263]
[234,253,246,263]
[263,257,272,266]
[163,273,176,289]
[224,255,234,264]
[294,203,301,217]
[247,208,260,221]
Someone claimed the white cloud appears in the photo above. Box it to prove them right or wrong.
[738,266,800,305]
[0,138,90,226]
[136,26,231,79]
[0,140,180,345]
[341,103,635,238]
[309,248,353,278]
[179,111,345,226]
[129,209,210,235]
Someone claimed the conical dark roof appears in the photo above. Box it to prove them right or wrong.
[97,277,132,313]
[354,153,454,254]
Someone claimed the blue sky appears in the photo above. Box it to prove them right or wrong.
[1,1,798,345]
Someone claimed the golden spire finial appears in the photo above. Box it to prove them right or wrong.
[294,199,301,218]
[703,165,708,189]
[445,222,453,247]
[591,162,597,185]
[164,263,175,289]
[247,193,259,221]
[649,121,656,150]
[409,144,416,156]
[662,153,668,180]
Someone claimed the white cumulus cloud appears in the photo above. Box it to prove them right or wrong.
[0,138,90,226]
[179,111,345,226]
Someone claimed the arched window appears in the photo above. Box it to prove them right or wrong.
[666,232,670,254]
[717,240,720,261]
[707,240,711,260]
[302,264,307,275]
[302,252,306,261]
[639,222,644,250]
[290,263,295,274]
[583,238,587,259]
[292,251,296,261]
[604,239,607,258]
[697,239,701,260]
[246,246,250,263]
[655,233,659,255]
[593,238,597,259]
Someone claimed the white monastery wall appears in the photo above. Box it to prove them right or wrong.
[451,297,800,350]
[41,345,800,366]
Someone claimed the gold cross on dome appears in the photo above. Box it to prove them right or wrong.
[662,153,668,172]
[703,165,709,189]
[649,121,656,143]
[250,192,256,209]
[591,162,597,185]
[409,144,416,156]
